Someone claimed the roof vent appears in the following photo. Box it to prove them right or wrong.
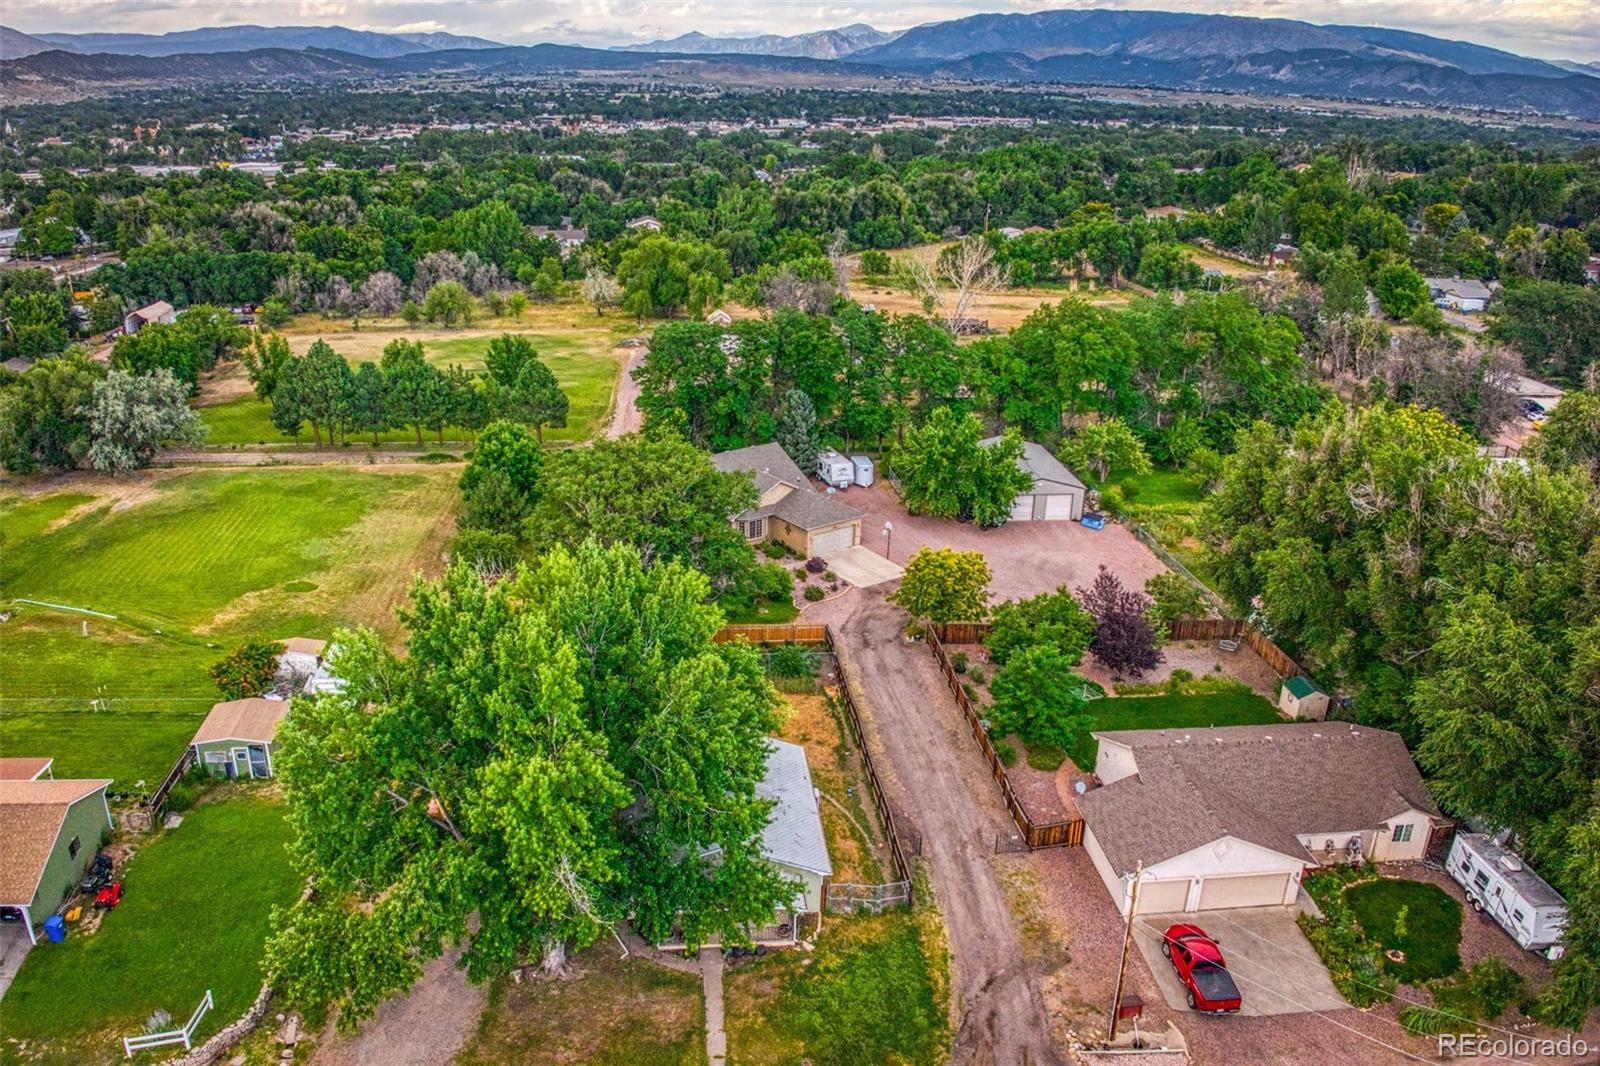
[1499,855,1523,873]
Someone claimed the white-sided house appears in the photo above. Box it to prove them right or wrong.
[1079,723,1443,915]
[1425,276,1498,314]
[123,300,175,334]
[190,698,290,780]
[626,215,663,231]
[983,438,1086,522]
[712,443,863,557]
[758,739,834,926]
[1448,833,1567,955]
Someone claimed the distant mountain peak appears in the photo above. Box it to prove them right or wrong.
[623,23,897,60]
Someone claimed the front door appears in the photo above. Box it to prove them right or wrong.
[247,745,269,778]
[232,748,250,779]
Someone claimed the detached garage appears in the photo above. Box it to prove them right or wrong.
[984,439,1086,522]
[1079,723,1444,916]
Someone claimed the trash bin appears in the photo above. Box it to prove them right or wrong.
[44,915,66,943]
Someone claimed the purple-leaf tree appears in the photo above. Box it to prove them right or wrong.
[1077,565,1163,679]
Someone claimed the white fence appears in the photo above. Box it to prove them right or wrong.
[122,989,212,1058]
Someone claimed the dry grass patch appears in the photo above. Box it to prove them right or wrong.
[778,693,887,885]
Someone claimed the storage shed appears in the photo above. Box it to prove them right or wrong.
[191,698,290,779]
[1279,676,1330,720]
[983,439,1086,522]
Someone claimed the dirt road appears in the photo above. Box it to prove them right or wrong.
[310,945,486,1066]
[838,591,1064,1066]
[606,346,646,438]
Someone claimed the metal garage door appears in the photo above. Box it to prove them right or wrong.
[1137,877,1191,914]
[1043,493,1075,521]
[1010,494,1034,522]
[1197,873,1290,910]
[811,525,857,555]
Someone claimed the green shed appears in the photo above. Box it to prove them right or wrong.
[190,698,290,779]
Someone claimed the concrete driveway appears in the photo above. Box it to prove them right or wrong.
[823,545,903,588]
[1133,908,1344,1017]
[0,921,34,1001]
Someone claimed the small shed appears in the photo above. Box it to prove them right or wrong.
[757,739,833,918]
[1279,676,1329,720]
[191,698,290,779]
[123,300,175,335]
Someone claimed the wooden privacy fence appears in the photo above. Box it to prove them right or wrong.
[718,624,915,910]
[1161,617,1305,680]
[925,623,1084,850]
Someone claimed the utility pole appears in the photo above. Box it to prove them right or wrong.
[1108,860,1143,1041]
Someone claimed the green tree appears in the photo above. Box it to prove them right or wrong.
[461,420,542,502]
[1487,281,1600,386]
[1373,259,1430,319]
[208,640,283,700]
[1063,417,1151,483]
[1144,571,1208,629]
[1527,381,1600,484]
[266,545,791,1022]
[858,249,891,278]
[986,587,1096,666]
[112,321,204,387]
[0,351,105,472]
[889,408,1031,527]
[775,388,821,470]
[242,331,294,401]
[345,361,388,445]
[381,339,446,445]
[422,281,475,327]
[889,546,991,627]
[988,645,1095,754]
[524,430,758,593]
[84,368,205,473]
[616,235,730,319]
[275,340,352,446]
[5,290,68,358]
[507,359,569,443]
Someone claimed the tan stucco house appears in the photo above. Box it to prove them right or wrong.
[1079,722,1443,915]
[711,443,863,557]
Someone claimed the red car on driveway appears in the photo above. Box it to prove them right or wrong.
[1161,923,1242,1013]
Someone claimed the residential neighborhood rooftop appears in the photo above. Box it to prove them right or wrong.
[712,443,864,532]
[0,756,54,780]
[192,697,291,745]
[278,637,328,657]
[982,438,1085,491]
[757,739,833,878]
[0,777,113,905]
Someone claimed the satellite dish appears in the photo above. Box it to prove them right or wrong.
[1074,781,1087,796]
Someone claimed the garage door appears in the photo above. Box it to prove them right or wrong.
[1043,493,1076,521]
[811,525,857,555]
[1137,877,1190,914]
[1010,494,1034,522]
[1197,873,1290,910]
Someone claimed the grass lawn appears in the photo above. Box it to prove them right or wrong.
[0,790,300,1065]
[720,596,800,625]
[457,944,704,1066]
[725,911,949,1066]
[1068,690,1280,769]
[1345,879,1463,984]
[0,469,455,786]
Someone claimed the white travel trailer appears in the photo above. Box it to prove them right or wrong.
[1448,833,1567,957]
[816,449,854,489]
[850,455,875,487]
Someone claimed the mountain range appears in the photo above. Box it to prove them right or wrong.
[2,10,1596,118]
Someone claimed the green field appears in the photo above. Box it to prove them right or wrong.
[1067,690,1280,769]
[200,325,626,447]
[1,468,455,786]
[0,791,300,1066]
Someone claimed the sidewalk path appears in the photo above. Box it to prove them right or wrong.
[700,947,727,1066]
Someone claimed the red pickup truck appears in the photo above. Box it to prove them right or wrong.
[1161,923,1242,1014]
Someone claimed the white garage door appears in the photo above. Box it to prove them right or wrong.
[811,525,857,555]
[1010,494,1035,522]
[1197,873,1290,910]
[1043,493,1075,521]
[1138,877,1191,914]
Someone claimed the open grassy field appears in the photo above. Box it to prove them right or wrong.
[724,910,949,1066]
[0,466,457,786]
[197,305,634,447]
[457,946,705,1066]
[0,790,301,1066]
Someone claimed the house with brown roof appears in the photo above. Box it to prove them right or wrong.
[123,300,175,335]
[710,443,863,557]
[190,698,291,779]
[1078,723,1443,915]
[0,776,113,942]
[0,757,54,780]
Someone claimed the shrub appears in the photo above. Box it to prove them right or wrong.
[769,643,818,680]
[793,568,808,582]
[822,570,837,582]
[804,585,826,602]
[449,529,521,576]
[208,640,281,700]
[951,651,969,674]
[806,556,828,574]
[747,561,794,602]
[987,588,1095,666]
[970,667,986,685]
[761,541,789,560]
[992,739,1017,767]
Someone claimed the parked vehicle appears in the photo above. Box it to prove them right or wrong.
[816,449,854,489]
[93,882,123,909]
[79,853,113,893]
[0,906,22,923]
[850,455,875,487]
[1161,924,1242,1013]
[1448,833,1567,957]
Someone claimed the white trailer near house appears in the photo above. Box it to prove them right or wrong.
[816,449,854,489]
[1448,832,1567,957]
[851,455,875,487]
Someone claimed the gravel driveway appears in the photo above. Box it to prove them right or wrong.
[311,945,487,1066]
[838,590,1065,1065]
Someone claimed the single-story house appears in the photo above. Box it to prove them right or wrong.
[1266,243,1298,268]
[529,216,587,256]
[123,300,175,335]
[626,215,663,231]
[759,739,834,920]
[190,698,290,779]
[711,443,863,557]
[1279,676,1330,720]
[0,776,114,942]
[0,757,54,780]
[1425,276,1499,314]
[705,307,734,326]
[997,226,1024,239]
[1508,374,1564,418]
[1079,722,1442,915]
[983,438,1086,521]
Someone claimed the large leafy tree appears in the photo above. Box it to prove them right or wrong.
[1063,417,1151,483]
[889,408,1032,527]
[986,587,1096,666]
[85,368,206,473]
[273,340,352,446]
[0,351,105,473]
[380,339,446,445]
[524,430,758,592]
[1487,281,1600,386]
[634,321,773,449]
[616,235,730,319]
[1077,565,1162,678]
[267,544,791,1025]
[889,546,991,627]
[988,645,1096,754]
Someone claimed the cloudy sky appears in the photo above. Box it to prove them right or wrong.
[7,0,1598,63]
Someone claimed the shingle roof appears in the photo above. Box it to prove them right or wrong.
[980,438,1085,491]
[0,757,53,780]
[131,300,173,320]
[192,698,289,745]
[1080,723,1438,874]
[711,443,807,488]
[758,740,833,877]
[768,488,863,531]
[713,444,864,531]
[1424,276,1496,302]
[278,637,327,657]
[0,778,111,904]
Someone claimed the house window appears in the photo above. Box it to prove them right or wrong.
[68,834,81,860]
[744,518,765,540]
[1390,823,1413,843]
